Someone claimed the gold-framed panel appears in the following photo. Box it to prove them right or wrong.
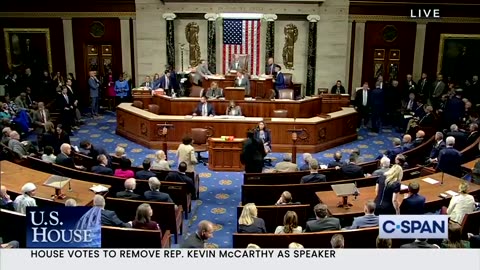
[374,49,385,60]
[3,28,52,74]
[437,33,480,74]
[389,49,400,61]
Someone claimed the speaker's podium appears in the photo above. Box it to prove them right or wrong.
[224,87,245,100]
[331,183,358,209]
[208,137,245,171]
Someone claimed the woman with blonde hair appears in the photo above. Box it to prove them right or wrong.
[446,181,475,224]
[151,150,171,171]
[374,164,403,215]
[288,242,304,249]
[275,211,302,234]
[238,203,266,233]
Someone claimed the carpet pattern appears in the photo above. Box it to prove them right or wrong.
[69,112,401,248]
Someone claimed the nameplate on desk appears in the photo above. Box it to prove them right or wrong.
[213,115,246,119]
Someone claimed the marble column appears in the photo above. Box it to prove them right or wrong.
[205,13,219,74]
[163,13,176,69]
[132,18,138,84]
[306,15,320,96]
[351,20,366,99]
[263,14,277,64]
[345,19,353,90]
[62,18,76,77]
[120,17,132,79]
[413,22,427,80]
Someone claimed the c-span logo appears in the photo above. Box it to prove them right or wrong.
[379,215,448,239]
[26,207,102,248]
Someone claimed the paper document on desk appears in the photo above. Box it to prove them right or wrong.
[404,115,413,119]
[206,75,224,80]
[320,165,328,169]
[445,190,458,197]
[422,177,439,184]
[90,185,109,193]
[401,184,408,190]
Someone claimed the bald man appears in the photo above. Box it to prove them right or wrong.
[402,134,414,151]
[0,185,14,210]
[55,143,84,170]
[116,178,142,200]
[180,220,214,248]
[413,130,425,147]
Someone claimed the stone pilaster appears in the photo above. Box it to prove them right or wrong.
[413,21,427,80]
[120,17,132,79]
[62,18,76,77]
[163,13,176,69]
[205,13,219,74]
[263,14,277,65]
[306,15,320,96]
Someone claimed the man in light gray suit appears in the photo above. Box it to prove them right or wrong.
[88,71,100,116]
[193,59,212,85]
[432,74,446,107]
[347,200,379,229]
[229,55,245,72]
[234,70,250,96]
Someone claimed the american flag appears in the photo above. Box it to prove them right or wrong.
[223,19,261,75]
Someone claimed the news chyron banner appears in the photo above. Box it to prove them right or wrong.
[1,249,480,270]
[26,207,101,248]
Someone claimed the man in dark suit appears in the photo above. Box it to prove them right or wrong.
[327,152,345,168]
[192,96,215,117]
[330,80,346,94]
[305,203,341,232]
[400,182,426,215]
[144,177,174,203]
[412,130,425,147]
[402,134,414,151]
[354,82,371,128]
[165,162,196,199]
[300,159,326,183]
[465,123,479,146]
[55,143,84,170]
[417,106,435,128]
[91,154,113,175]
[444,89,464,127]
[32,102,50,135]
[432,74,446,107]
[157,70,177,96]
[180,220,214,248]
[140,75,153,89]
[428,132,446,162]
[370,83,385,133]
[116,178,142,200]
[93,195,131,228]
[348,200,379,229]
[0,185,14,210]
[436,136,462,177]
[273,65,286,97]
[400,239,439,248]
[135,158,157,180]
[446,124,467,150]
[417,72,430,98]
[240,130,266,173]
[57,87,74,134]
[80,140,109,162]
[88,71,100,117]
[341,154,364,179]
[381,138,404,164]
[265,57,277,76]
[234,70,251,96]
[229,55,245,72]
[404,74,417,96]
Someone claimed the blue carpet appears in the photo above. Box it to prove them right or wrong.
[69,112,401,248]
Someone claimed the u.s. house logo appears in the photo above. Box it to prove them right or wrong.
[26,207,102,248]
[379,215,448,239]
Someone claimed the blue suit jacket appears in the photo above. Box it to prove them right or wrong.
[429,141,446,159]
[400,194,426,215]
[274,72,286,90]
[193,103,215,116]
[158,75,177,92]
[349,214,379,229]
[254,128,272,147]
[386,146,403,164]
[436,147,462,176]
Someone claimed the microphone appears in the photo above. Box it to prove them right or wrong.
[440,170,444,186]
[353,181,359,200]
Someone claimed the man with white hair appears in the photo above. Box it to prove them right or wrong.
[7,131,28,158]
[116,178,142,200]
[436,136,462,177]
[402,134,414,151]
[65,199,77,207]
[274,153,297,172]
[55,143,84,170]
[13,183,37,214]
[0,185,14,210]
[372,156,390,177]
[144,177,174,203]
[93,194,131,227]
[299,153,312,171]
[1,127,11,145]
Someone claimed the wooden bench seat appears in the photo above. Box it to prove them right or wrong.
[0,209,26,247]
[101,226,171,248]
[105,197,183,244]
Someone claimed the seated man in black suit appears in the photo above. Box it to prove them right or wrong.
[192,96,215,117]
[400,181,426,215]
[116,178,142,200]
[327,151,344,168]
[427,132,446,164]
[55,143,84,170]
[436,136,462,177]
[180,220,214,248]
[304,203,341,232]
[402,134,414,151]
[330,80,346,94]
[465,123,479,146]
[93,195,131,228]
[0,185,14,210]
[165,162,196,199]
[91,154,113,175]
[378,138,403,164]
[400,239,439,248]
[300,159,326,183]
[340,153,364,179]
[347,200,379,229]
[135,158,157,180]
[412,130,425,147]
[144,177,174,203]
[446,124,466,150]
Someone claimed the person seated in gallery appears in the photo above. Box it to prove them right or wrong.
[192,96,215,117]
[300,159,326,183]
[116,178,142,200]
[93,195,132,228]
[165,162,196,199]
[225,100,242,116]
[157,69,178,96]
[273,65,286,98]
[140,75,153,90]
[114,158,135,179]
[330,80,346,94]
[275,191,296,205]
[144,177,174,203]
[299,153,312,171]
[132,203,161,232]
[135,158,157,180]
[347,200,379,229]
[275,211,302,234]
[275,153,298,172]
[327,151,345,168]
[91,154,114,176]
[340,153,364,179]
[229,55,245,72]
[205,81,224,99]
[304,203,341,232]
[237,203,266,233]
[234,70,251,96]
[254,121,272,153]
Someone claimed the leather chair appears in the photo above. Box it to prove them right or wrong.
[318,88,329,94]
[148,104,160,115]
[190,86,204,97]
[278,89,294,100]
[283,73,293,88]
[273,109,288,118]
[191,128,210,165]
[132,100,144,109]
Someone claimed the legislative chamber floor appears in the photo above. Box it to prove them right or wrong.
[69,112,401,248]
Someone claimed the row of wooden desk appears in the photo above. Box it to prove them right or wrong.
[133,94,351,118]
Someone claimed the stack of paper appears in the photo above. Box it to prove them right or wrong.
[401,184,409,190]
[422,177,439,184]
[445,190,458,197]
[90,185,109,193]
